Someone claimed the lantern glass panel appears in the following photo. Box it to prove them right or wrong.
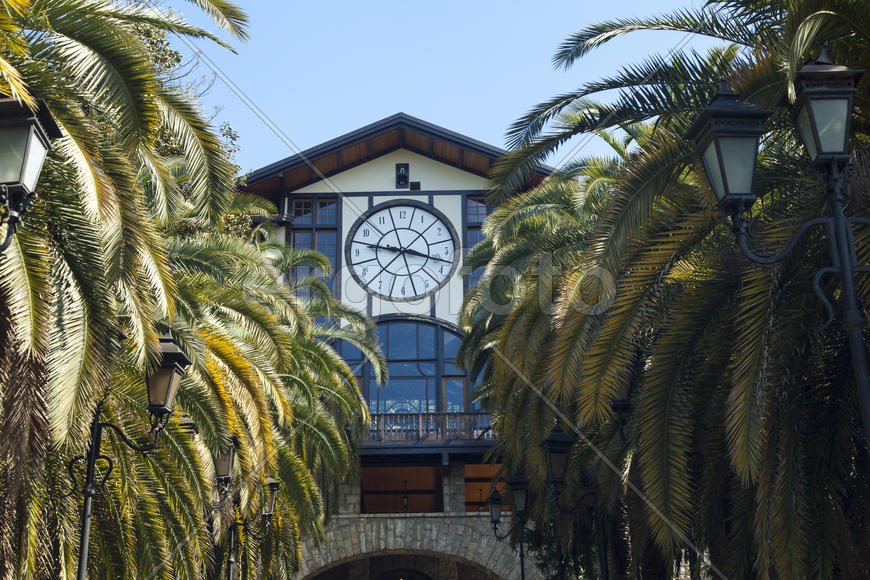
[701,141,726,201]
[547,448,569,484]
[511,486,528,515]
[21,126,48,192]
[719,136,758,196]
[488,493,502,524]
[810,98,849,155]
[266,488,278,516]
[164,366,182,411]
[215,448,235,480]
[796,105,818,161]
[147,367,172,410]
[0,126,29,185]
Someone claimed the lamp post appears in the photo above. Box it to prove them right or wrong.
[488,472,530,580]
[685,56,870,449]
[223,477,280,580]
[544,424,610,580]
[0,98,62,252]
[73,332,191,580]
[212,439,279,580]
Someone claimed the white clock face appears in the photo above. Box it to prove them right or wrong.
[346,201,459,301]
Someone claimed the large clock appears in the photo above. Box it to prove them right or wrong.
[346,200,459,302]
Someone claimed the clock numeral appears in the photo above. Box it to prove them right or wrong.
[401,285,406,296]
[361,267,368,276]
[443,246,450,256]
[436,226,442,234]
[378,216,386,225]
[362,228,370,237]
[424,280,430,289]
[421,215,425,223]
[355,248,360,257]
[440,265,445,274]
[399,210,407,219]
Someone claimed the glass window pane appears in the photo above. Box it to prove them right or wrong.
[293,231,313,249]
[20,127,48,192]
[341,341,363,362]
[418,324,435,359]
[367,378,378,415]
[466,227,485,248]
[388,361,436,377]
[293,199,313,224]
[380,378,427,413]
[316,231,337,264]
[466,197,488,224]
[388,323,417,359]
[702,141,726,201]
[0,126,27,184]
[720,136,758,195]
[443,332,461,359]
[444,378,466,413]
[796,105,818,160]
[317,199,337,225]
[810,98,849,155]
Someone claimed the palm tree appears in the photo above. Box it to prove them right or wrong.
[0,2,386,577]
[463,2,870,576]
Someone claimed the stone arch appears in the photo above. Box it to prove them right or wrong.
[295,514,542,579]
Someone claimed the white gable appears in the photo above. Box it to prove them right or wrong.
[291,149,489,194]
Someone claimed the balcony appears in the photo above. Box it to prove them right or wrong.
[367,412,494,442]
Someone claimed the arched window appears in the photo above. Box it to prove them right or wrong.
[338,317,478,415]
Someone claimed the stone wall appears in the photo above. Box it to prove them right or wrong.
[296,513,543,579]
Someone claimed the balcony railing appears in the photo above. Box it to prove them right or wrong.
[367,412,494,442]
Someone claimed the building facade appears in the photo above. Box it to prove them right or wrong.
[242,114,547,580]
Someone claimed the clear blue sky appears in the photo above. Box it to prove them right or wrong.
[172,0,713,176]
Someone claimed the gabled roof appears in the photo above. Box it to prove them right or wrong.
[239,112,552,194]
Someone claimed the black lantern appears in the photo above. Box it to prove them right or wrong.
[146,333,191,417]
[0,99,60,193]
[263,477,279,517]
[0,98,61,252]
[685,80,771,210]
[544,424,573,485]
[792,50,864,165]
[488,489,503,525]
[214,436,238,484]
[507,472,529,517]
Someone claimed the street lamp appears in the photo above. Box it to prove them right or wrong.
[792,49,863,165]
[488,489,503,527]
[73,331,191,580]
[147,333,191,417]
[543,426,611,580]
[685,62,870,450]
[544,423,573,486]
[0,98,62,252]
[488,472,530,580]
[224,477,281,580]
[684,79,770,213]
[214,436,238,489]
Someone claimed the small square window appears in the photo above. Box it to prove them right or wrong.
[317,199,337,225]
[293,199,313,224]
[293,231,313,249]
[466,197,488,224]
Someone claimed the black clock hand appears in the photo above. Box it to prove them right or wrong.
[399,252,418,296]
[402,246,452,263]
[366,243,402,253]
